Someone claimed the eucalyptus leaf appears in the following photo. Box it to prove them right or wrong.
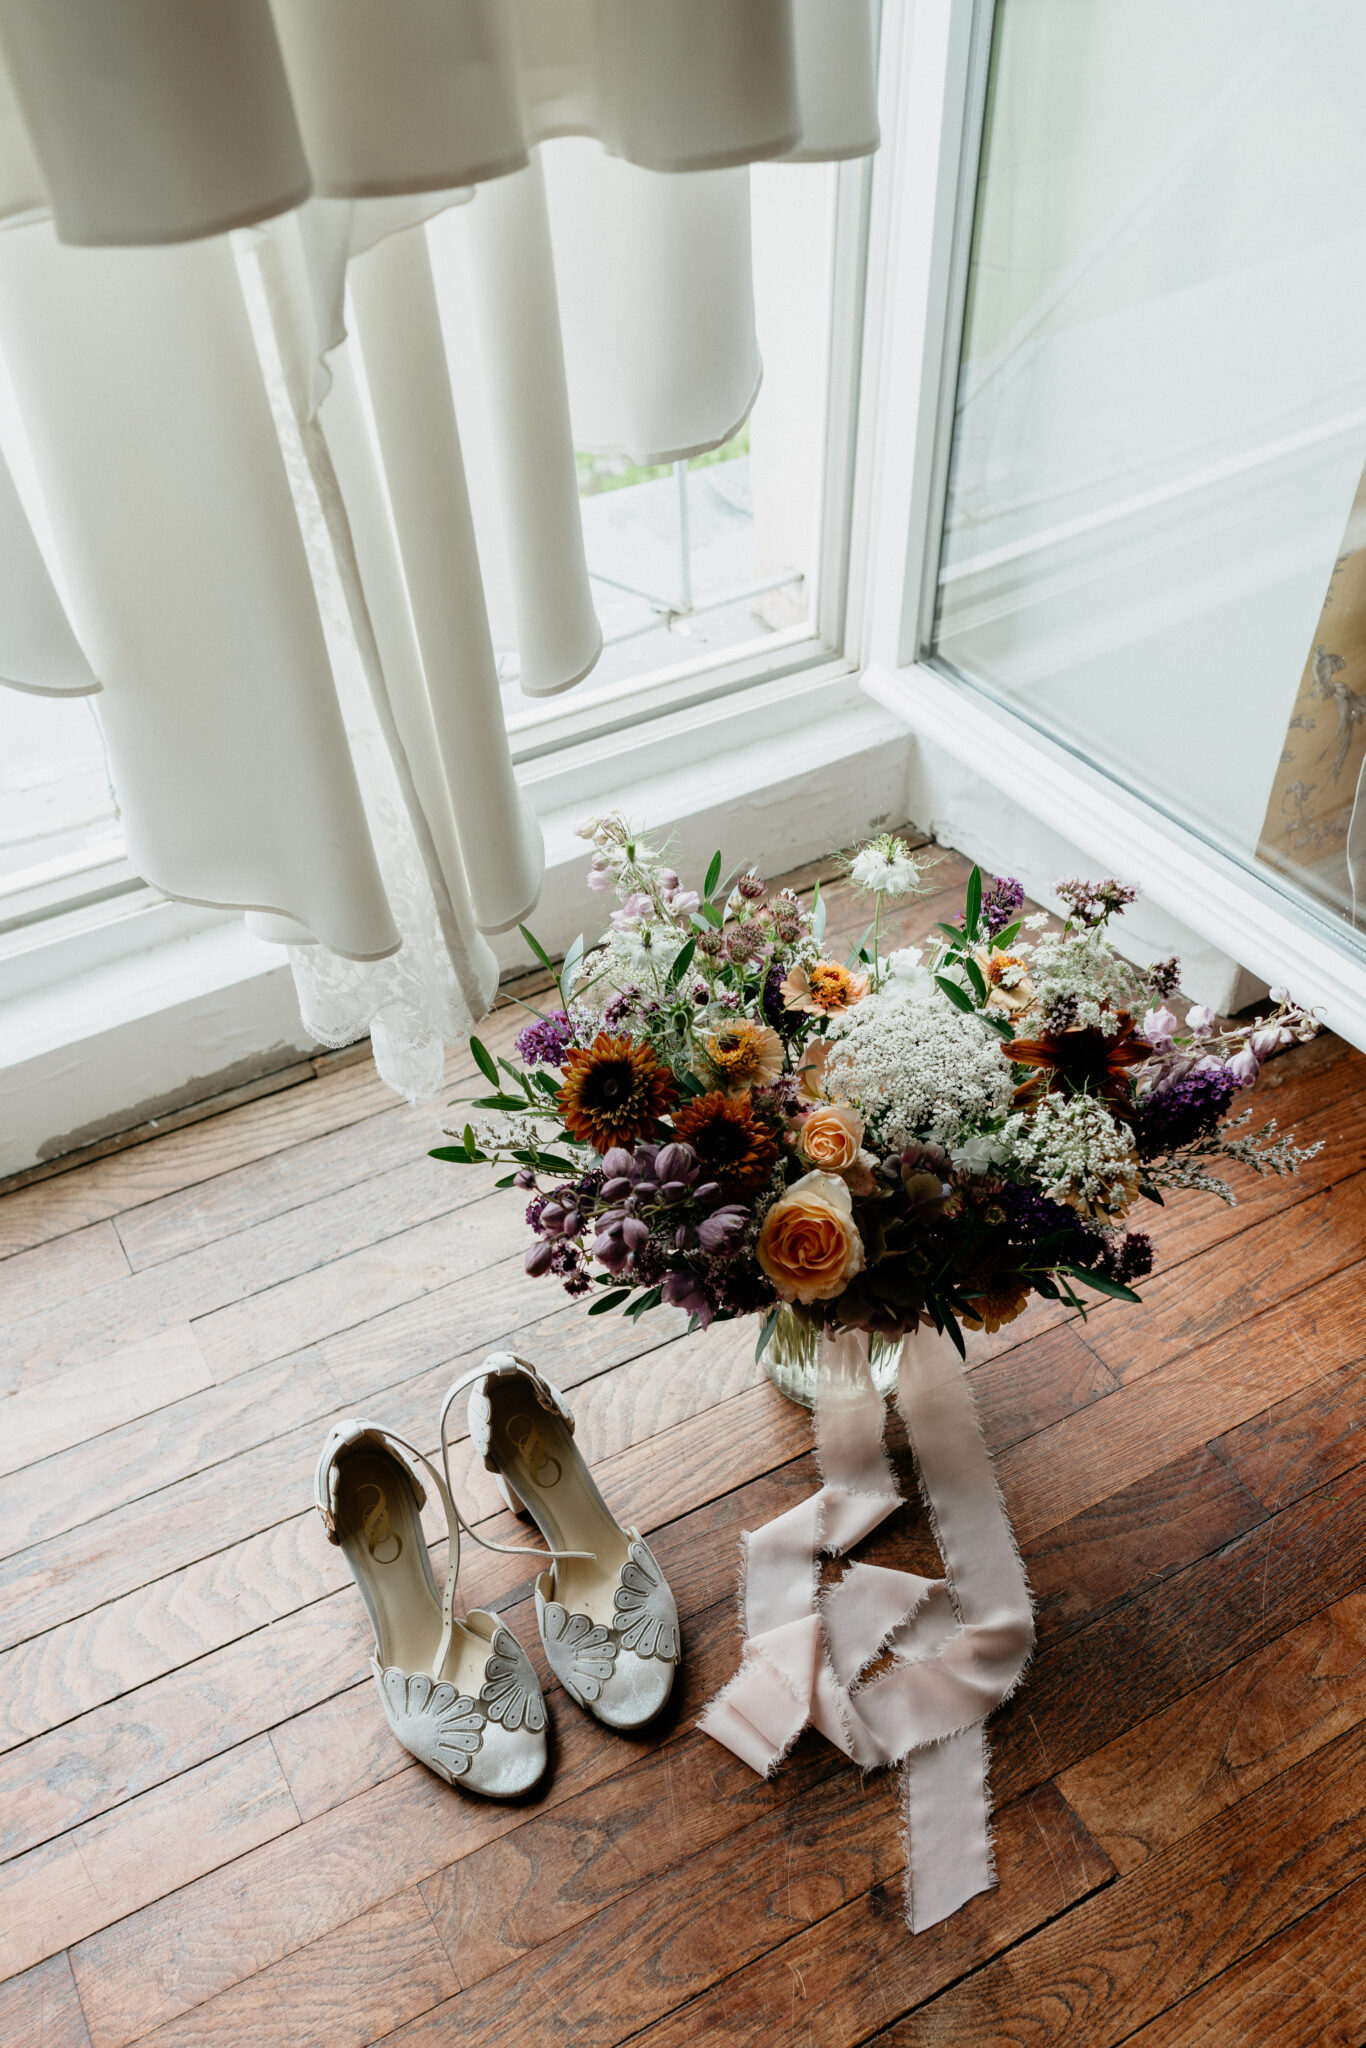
[518,924,556,978]
[587,1289,632,1316]
[469,1036,499,1087]
[935,974,975,1014]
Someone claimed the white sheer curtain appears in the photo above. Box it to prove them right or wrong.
[0,0,878,1098]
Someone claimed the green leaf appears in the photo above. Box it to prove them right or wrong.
[811,881,827,944]
[429,1143,471,1163]
[509,1149,577,1174]
[981,1013,1016,1041]
[1059,1264,1143,1304]
[625,1285,665,1320]
[518,924,557,979]
[754,1307,780,1365]
[965,866,982,939]
[1138,1181,1166,1206]
[963,955,988,1004]
[991,919,1021,953]
[935,974,975,1014]
[933,921,967,944]
[587,1289,632,1317]
[559,935,585,1005]
[665,935,698,990]
[494,1173,519,1188]
[498,1056,533,1092]
[533,1070,563,1097]
[469,1036,499,1087]
[692,902,725,929]
[940,1306,966,1359]
[470,1093,529,1112]
[704,850,722,899]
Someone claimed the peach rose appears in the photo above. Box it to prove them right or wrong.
[757,1170,865,1304]
[796,1105,863,1173]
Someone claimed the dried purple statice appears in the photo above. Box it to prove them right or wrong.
[1146,954,1182,1001]
[1055,877,1140,927]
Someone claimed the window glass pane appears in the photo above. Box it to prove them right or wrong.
[505,158,839,716]
[932,0,1366,940]
[0,689,120,897]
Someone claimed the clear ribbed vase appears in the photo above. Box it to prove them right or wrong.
[761,1306,902,1410]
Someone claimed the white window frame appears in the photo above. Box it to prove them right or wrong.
[856,0,1366,1050]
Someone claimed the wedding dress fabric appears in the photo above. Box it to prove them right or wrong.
[0,1,877,1095]
[701,1326,1035,1932]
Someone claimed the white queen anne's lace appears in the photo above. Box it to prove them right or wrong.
[1003,1094,1140,1217]
[823,991,1014,1148]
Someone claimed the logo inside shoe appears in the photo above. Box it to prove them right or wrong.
[358,1482,403,1563]
[506,1411,562,1488]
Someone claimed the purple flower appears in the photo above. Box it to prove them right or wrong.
[1147,954,1182,1000]
[1133,1066,1237,1158]
[762,959,800,1039]
[1141,1006,1178,1049]
[661,1270,716,1327]
[525,1241,555,1276]
[515,1010,574,1067]
[1185,1004,1216,1037]
[697,1205,749,1252]
[1226,1045,1259,1087]
[1056,876,1139,926]
[603,985,642,1028]
[983,875,1025,937]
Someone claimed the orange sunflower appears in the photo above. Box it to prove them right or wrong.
[557,1033,678,1153]
[1011,1012,1147,1114]
[671,1091,780,1194]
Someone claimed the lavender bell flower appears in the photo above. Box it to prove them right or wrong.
[525,1241,555,1276]
[697,1205,749,1252]
[1226,1045,1260,1087]
[1185,1004,1216,1036]
[1141,1006,1178,1048]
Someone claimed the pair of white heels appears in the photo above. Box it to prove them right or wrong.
[314,1353,681,1799]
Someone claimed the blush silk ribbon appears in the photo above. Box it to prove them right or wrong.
[699,1324,1035,1932]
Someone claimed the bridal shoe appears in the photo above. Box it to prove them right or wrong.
[442,1355,681,1730]
[314,1418,549,1797]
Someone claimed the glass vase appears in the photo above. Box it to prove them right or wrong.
[761,1305,902,1410]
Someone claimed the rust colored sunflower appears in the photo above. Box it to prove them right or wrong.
[671,1090,780,1194]
[557,1033,678,1154]
[1011,1012,1147,1114]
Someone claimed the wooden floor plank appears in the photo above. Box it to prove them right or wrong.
[872,1720,1366,2046]
[0,1951,92,2048]
[992,1459,1366,1806]
[1124,1872,1366,2047]
[133,1889,458,2048]
[996,1258,1366,1544]
[631,1785,1112,2048]
[0,1736,300,1982]
[1079,1169,1366,1387]
[0,1220,129,1324]
[1058,1590,1366,1873]
[1213,1354,1366,1512]
[0,1324,211,1480]
[0,1154,501,1399]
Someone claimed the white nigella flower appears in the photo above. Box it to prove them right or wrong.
[950,1131,1010,1174]
[883,945,933,998]
[847,834,924,898]
[823,988,1015,1148]
[1004,1096,1139,1218]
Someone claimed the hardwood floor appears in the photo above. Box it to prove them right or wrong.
[3,847,1364,2047]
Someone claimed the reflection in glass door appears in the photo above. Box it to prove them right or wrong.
[931,0,1366,940]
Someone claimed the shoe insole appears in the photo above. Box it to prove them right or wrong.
[487,1389,624,1621]
[334,1448,490,1693]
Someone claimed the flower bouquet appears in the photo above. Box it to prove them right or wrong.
[435,816,1320,1402]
